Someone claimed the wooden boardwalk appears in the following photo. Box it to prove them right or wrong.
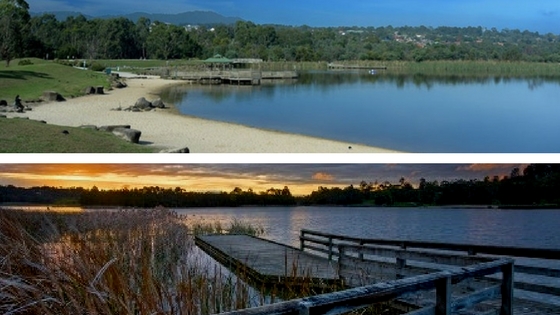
[168,70,298,85]
[196,232,560,314]
[195,234,340,287]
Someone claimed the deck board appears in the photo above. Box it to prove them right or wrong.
[195,234,339,285]
[195,234,559,314]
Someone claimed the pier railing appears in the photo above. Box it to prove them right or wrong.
[219,258,514,315]
[300,229,560,298]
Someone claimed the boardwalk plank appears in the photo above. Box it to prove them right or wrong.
[195,234,340,286]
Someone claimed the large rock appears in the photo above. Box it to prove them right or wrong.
[152,98,166,108]
[160,146,190,153]
[112,128,141,143]
[42,91,65,102]
[0,100,7,106]
[134,97,152,110]
[99,125,131,132]
[84,86,96,95]
[96,86,104,94]
[111,80,127,89]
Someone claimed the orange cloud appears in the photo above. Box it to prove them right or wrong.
[312,172,334,181]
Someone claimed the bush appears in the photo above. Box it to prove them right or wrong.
[89,62,106,72]
[17,59,33,66]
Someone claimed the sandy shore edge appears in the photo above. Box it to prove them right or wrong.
[5,75,399,153]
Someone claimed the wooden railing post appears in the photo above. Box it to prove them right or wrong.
[300,230,305,251]
[396,253,406,279]
[328,237,333,261]
[501,262,514,315]
[338,245,346,283]
[435,275,451,315]
[359,240,364,261]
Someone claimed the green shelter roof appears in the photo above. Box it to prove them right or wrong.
[203,54,232,63]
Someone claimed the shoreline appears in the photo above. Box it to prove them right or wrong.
[5,75,399,153]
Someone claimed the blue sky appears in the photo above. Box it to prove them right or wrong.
[27,0,560,33]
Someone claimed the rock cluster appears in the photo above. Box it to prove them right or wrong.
[42,91,66,102]
[111,97,167,112]
[0,100,32,113]
[81,124,141,144]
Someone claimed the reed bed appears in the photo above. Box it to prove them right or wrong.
[0,208,259,315]
[1,208,399,315]
[190,218,265,236]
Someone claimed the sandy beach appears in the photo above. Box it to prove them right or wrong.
[5,75,398,153]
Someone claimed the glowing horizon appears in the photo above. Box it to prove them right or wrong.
[0,163,527,196]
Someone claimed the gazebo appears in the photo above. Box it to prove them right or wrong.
[203,54,232,70]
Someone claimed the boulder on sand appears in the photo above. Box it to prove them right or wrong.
[152,98,166,108]
[160,146,190,153]
[42,91,65,102]
[134,97,152,110]
[112,127,141,144]
[99,125,131,132]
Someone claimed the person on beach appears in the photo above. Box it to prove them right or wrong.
[14,95,24,112]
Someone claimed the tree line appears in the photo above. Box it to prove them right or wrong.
[3,0,560,66]
[302,164,560,207]
[1,164,560,208]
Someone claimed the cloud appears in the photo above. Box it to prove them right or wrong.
[312,172,334,181]
[455,164,521,172]
[541,9,558,17]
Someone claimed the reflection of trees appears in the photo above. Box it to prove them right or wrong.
[161,73,560,103]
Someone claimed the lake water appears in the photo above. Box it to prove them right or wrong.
[175,206,560,250]
[162,72,560,153]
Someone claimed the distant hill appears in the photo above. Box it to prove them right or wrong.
[31,10,243,25]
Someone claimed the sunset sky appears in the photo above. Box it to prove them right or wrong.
[0,163,526,195]
[27,0,560,33]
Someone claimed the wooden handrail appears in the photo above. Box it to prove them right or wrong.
[218,259,514,315]
[300,229,560,260]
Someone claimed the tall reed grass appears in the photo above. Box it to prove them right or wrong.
[0,208,259,315]
[1,208,399,314]
[190,218,265,236]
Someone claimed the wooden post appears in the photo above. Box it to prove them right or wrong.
[300,230,305,251]
[338,245,346,283]
[435,275,451,315]
[396,254,406,279]
[359,241,364,261]
[500,262,514,315]
[285,247,288,277]
[328,237,333,261]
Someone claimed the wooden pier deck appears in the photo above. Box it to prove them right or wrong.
[196,231,560,315]
[168,70,298,85]
[195,234,340,287]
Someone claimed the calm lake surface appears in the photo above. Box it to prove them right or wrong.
[162,72,560,153]
[175,206,560,250]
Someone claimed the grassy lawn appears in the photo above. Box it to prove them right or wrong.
[0,118,156,153]
[0,58,159,153]
[0,58,110,102]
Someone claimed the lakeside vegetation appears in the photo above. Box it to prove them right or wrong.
[0,207,276,314]
[0,117,156,153]
[2,164,559,208]
[11,13,560,64]
[0,58,111,101]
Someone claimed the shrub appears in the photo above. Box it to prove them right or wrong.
[17,59,33,66]
[89,62,106,72]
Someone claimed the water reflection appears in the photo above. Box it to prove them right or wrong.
[162,71,560,152]
[174,207,560,250]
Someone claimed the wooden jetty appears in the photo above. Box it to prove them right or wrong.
[195,234,340,288]
[327,63,387,70]
[195,230,560,315]
[168,70,298,85]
